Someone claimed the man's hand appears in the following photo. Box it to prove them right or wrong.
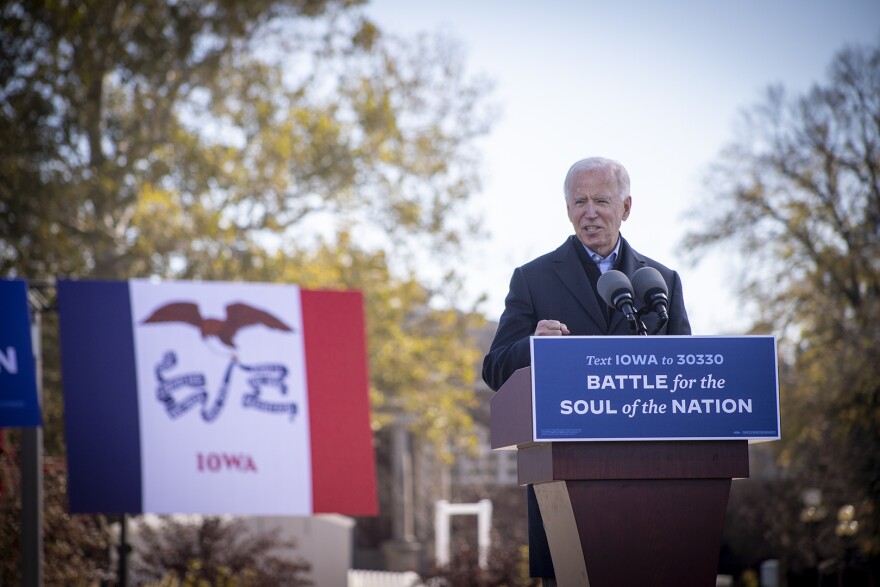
[535,319,570,336]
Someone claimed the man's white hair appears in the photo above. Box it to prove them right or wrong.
[563,157,631,201]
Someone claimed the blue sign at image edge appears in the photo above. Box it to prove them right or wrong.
[0,279,42,427]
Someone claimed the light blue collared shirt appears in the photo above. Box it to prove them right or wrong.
[583,238,621,275]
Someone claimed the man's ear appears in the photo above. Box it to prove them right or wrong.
[622,196,632,221]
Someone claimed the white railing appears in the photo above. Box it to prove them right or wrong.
[347,569,421,587]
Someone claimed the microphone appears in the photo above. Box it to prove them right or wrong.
[597,270,639,331]
[631,266,669,329]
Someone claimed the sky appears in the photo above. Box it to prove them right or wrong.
[365,0,880,335]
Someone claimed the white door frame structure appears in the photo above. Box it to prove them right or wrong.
[434,499,493,569]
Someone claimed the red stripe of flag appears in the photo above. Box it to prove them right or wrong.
[301,289,377,515]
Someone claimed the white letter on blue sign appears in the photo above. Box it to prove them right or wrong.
[0,347,17,375]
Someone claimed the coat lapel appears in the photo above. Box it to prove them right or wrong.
[551,237,608,332]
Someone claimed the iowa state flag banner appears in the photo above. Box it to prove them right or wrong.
[58,279,377,516]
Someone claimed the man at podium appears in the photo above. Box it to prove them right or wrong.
[481,156,692,581]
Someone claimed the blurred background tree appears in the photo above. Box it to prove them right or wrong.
[0,0,492,284]
[420,537,539,587]
[0,0,493,581]
[0,467,113,584]
[683,39,880,581]
[132,516,311,586]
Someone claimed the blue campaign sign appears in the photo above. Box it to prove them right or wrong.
[0,279,42,427]
[530,335,779,442]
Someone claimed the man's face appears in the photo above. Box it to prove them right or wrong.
[565,168,631,258]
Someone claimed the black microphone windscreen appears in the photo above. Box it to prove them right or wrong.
[597,270,634,307]
[631,266,668,302]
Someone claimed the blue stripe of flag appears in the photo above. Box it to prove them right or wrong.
[58,279,142,513]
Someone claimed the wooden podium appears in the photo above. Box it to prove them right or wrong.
[491,367,750,587]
